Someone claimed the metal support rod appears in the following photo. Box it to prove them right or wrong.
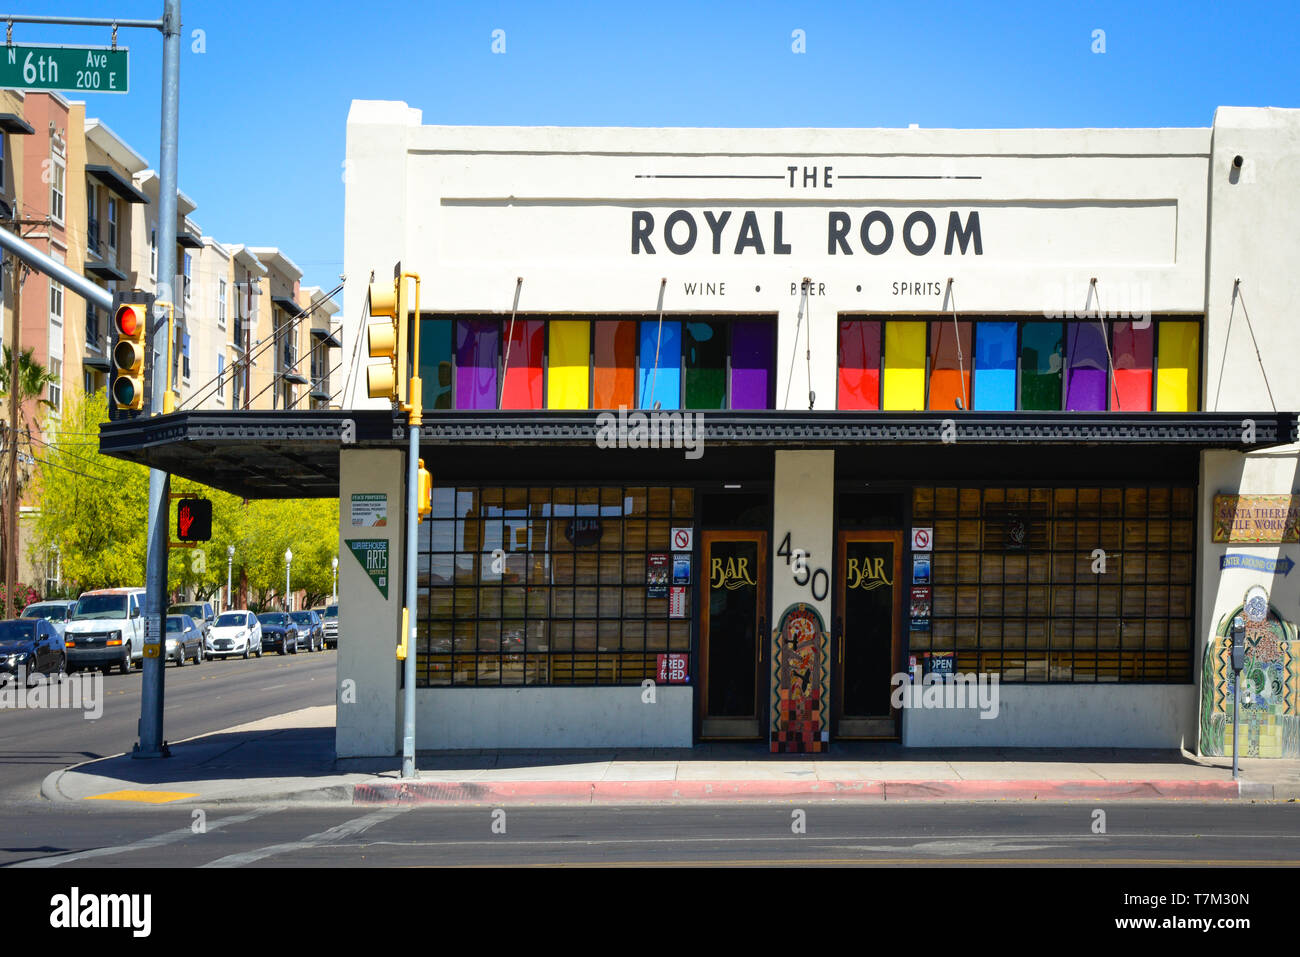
[402,275,422,779]
[136,0,181,760]
[4,253,20,621]
[1232,671,1240,781]
[0,14,165,29]
[0,227,113,311]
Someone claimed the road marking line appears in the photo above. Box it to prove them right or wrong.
[200,807,409,868]
[84,789,198,804]
[11,806,283,868]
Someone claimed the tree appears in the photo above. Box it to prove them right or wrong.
[238,499,338,611]
[0,346,60,590]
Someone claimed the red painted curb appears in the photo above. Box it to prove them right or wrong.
[352,778,1239,805]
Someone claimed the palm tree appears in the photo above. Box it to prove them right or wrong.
[0,346,59,592]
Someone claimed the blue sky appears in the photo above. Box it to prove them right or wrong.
[11,0,1299,291]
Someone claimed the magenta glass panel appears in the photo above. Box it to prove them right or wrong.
[1065,322,1109,411]
[730,321,774,409]
[455,319,499,410]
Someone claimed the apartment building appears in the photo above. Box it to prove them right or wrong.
[246,247,309,411]
[301,285,341,410]
[224,244,267,411]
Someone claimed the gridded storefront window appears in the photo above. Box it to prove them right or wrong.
[418,485,694,686]
[911,486,1194,682]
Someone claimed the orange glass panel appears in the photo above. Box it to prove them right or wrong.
[928,320,972,410]
[499,319,544,409]
[593,320,636,409]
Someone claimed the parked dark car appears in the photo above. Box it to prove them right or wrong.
[168,601,215,640]
[289,610,324,652]
[0,618,65,684]
[256,613,299,655]
[164,615,205,667]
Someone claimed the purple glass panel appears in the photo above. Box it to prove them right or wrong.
[730,321,774,409]
[1065,322,1109,411]
[455,319,499,410]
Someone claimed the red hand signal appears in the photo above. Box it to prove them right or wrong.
[179,505,193,537]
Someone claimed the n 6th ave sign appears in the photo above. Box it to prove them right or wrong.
[0,44,128,94]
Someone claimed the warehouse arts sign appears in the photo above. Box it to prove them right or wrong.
[631,209,982,257]
[1212,494,1300,544]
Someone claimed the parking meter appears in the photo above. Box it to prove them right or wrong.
[1230,616,1246,672]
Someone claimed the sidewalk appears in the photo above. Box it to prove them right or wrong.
[42,706,1300,806]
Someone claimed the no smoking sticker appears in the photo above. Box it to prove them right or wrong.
[671,527,693,550]
[911,527,933,552]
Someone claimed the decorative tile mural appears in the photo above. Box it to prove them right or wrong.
[770,602,830,753]
[1199,603,1299,758]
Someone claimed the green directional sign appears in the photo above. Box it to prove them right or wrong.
[0,44,129,94]
[345,539,389,599]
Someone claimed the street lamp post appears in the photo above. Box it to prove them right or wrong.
[226,545,235,611]
[284,547,293,612]
[331,555,338,601]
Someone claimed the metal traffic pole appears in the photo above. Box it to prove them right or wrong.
[402,275,422,779]
[137,0,182,758]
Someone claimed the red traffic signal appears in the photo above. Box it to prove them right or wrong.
[176,498,213,542]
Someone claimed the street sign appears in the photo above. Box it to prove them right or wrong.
[0,44,129,94]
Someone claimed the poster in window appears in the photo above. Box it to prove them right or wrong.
[646,553,669,598]
[912,555,931,585]
[672,552,691,585]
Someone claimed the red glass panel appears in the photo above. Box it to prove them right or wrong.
[499,319,544,409]
[838,320,881,410]
[1112,322,1153,411]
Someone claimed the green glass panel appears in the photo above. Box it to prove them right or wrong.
[684,321,726,409]
[1020,323,1063,410]
[419,318,454,410]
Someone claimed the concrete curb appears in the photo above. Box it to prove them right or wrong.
[351,777,1245,806]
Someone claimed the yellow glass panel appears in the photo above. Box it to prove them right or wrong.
[547,320,590,409]
[1155,322,1200,411]
[883,322,926,410]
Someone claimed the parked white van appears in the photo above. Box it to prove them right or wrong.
[64,588,148,674]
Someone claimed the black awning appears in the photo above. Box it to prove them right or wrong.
[272,295,302,315]
[310,328,342,348]
[0,113,35,135]
[86,165,149,204]
[97,409,1298,500]
[177,229,204,248]
[84,354,112,372]
[84,261,128,281]
[284,373,310,385]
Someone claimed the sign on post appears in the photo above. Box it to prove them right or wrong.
[0,44,129,94]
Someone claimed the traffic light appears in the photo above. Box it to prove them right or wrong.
[365,269,407,405]
[417,458,432,521]
[110,291,152,417]
[176,497,213,542]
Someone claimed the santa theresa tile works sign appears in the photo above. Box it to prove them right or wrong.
[345,539,389,598]
[1212,494,1300,544]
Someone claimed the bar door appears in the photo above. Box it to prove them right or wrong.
[835,531,903,738]
[699,531,767,739]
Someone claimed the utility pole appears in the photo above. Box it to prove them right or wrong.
[4,252,20,621]
[137,0,182,758]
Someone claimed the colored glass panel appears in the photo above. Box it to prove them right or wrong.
[1020,322,1064,410]
[684,321,727,409]
[730,321,775,410]
[455,318,498,410]
[882,322,926,410]
[928,320,972,411]
[638,320,681,409]
[418,317,453,410]
[593,320,636,409]
[837,320,881,410]
[1065,322,1109,411]
[1156,321,1200,412]
[972,322,1017,410]
[1112,322,1153,411]
[547,320,590,409]
[499,319,544,409]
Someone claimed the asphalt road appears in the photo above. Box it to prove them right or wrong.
[2,801,1298,868]
[0,648,336,803]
